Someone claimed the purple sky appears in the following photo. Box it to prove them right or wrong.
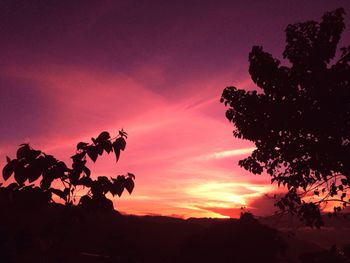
[1,0,350,218]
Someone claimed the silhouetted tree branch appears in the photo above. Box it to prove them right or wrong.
[1,130,135,213]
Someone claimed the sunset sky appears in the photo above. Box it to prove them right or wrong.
[1,0,350,218]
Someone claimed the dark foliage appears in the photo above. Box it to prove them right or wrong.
[221,8,350,227]
[1,130,135,212]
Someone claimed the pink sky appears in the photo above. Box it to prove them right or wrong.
[1,0,350,218]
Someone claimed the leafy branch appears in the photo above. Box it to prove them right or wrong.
[1,130,135,212]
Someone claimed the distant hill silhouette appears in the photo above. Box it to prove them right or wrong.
[2,203,350,263]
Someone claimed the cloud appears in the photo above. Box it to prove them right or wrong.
[197,206,243,218]
[196,147,256,161]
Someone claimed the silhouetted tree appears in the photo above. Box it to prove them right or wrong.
[221,8,350,227]
[239,211,257,223]
[1,130,135,212]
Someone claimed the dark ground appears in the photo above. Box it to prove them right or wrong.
[1,203,350,263]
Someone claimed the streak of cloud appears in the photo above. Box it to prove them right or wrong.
[196,147,256,161]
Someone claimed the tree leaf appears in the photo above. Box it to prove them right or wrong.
[96,131,110,143]
[78,176,92,187]
[27,157,45,183]
[110,176,125,197]
[125,177,134,194]
[86,146,98,162]
[77,142,89,150]
[2,160,16,180]
[112,142,121,162]
[114,137,126,151]
[97,176,112,194]
[127,172,136,180]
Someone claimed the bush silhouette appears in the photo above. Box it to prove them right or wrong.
[221,8,350,227]
[1,130,135,212]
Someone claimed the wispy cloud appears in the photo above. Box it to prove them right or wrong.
[195,147,256,161]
